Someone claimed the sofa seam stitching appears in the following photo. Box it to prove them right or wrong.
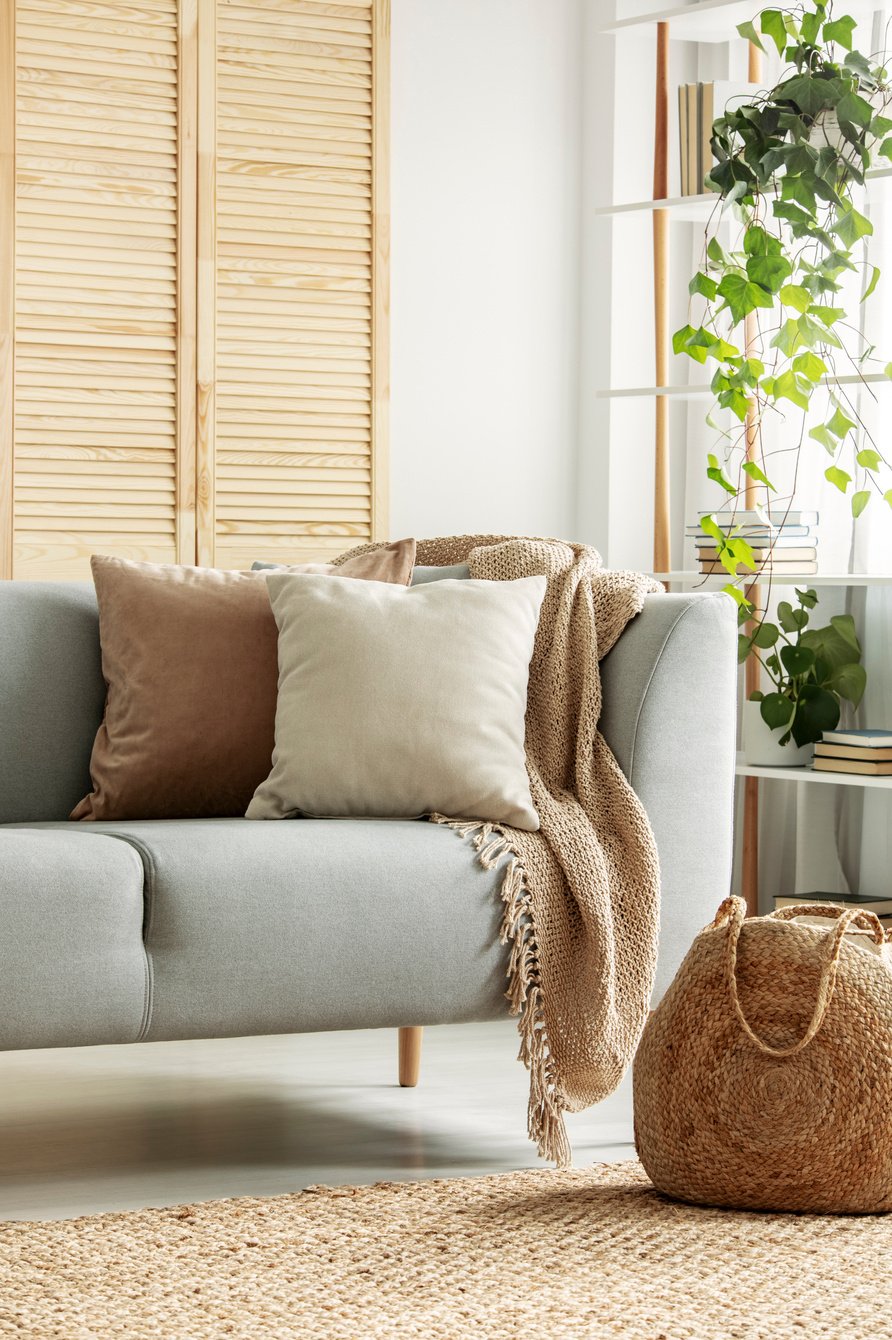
[92,831,157,1042]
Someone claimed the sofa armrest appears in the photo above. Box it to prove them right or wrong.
[599,592,737,1000]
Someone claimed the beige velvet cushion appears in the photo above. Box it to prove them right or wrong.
[246,573,546,830]
[72,541,415,821]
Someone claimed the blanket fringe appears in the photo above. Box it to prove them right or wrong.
[431,816,572,1168]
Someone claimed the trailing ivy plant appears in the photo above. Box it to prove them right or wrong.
[745,587,865,743]
[675,0,892,630]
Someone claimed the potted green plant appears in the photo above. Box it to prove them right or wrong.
[674,0,888,756]
[741,586,866,763]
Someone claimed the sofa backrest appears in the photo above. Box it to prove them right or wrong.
[0,565,473,826]
[0,581,105,824]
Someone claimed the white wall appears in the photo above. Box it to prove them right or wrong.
[389,0,582,541]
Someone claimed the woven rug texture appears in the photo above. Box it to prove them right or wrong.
[1,1161,890,1340]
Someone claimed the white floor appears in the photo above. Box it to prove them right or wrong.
[0,1020,634,1222]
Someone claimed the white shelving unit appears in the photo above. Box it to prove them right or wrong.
[592,0,892,911]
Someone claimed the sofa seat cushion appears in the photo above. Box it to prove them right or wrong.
[0,829,149,1049]
[65,818,511,1042]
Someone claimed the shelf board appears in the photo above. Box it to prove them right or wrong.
[594,192,715,219]
[597,371,892,400]
[596,0,773,41]
[652,571,890,586]
[736,755,892,789]
[596,0,881,42]
[594,168,892,218]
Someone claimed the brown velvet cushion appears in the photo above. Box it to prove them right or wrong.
[71,541,415,821]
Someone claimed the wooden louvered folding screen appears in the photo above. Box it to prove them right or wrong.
[0,0,388,579]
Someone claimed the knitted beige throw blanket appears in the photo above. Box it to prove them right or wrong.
[335,535,662,1165]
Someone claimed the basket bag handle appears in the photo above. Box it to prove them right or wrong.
[714,896,887,1059]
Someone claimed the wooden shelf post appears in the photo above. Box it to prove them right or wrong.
[740,40,764,918]
[653,21,670,575]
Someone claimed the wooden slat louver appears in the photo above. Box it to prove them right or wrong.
[11,0,192,579]
[0,0,387,579]
[209,0,386,567]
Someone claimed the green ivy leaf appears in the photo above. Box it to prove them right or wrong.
[742,460,775,490]
[689,271,718,300]
[798,314,842,349]
[778,74,833,118]
[796,588,818,609]
[706,453,737,495]
[706,237,727,266]
[781,174,817,213]
[825,465,852,492]
[862,265,881,302]
[846,51,875,81]
[760,8,788,53]
[747,251,793,293]
[793,351,827,381]
[824,17,857,52]
[837,90,873,129]
[672,324,695,356]
[856,448,882,470]
[834,205,873,246]
[809,424,836,453]
[736,19,766,50]
[723,583,752,611]
[880,138,892,162]
[852,489,871,518]
[810,306,845,328]
[772,370,810,409]
[800,7,824,45]
[780,283,811,313]
[716,273,775,324]
[699,513,724,546]
[828,406,856,438]
[771,318,804,357]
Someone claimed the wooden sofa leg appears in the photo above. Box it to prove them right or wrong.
[398,1026,423,1087]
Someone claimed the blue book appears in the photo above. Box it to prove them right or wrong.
[822,729,892,749]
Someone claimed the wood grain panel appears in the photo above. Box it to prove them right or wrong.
[12,0,181,577]
[212,0,381,567]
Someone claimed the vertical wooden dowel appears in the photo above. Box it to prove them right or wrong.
[0,0,14,580]
[653,21,670,574]
[740,43,764,917]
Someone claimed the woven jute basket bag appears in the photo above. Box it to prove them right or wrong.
[634,896,892,1213]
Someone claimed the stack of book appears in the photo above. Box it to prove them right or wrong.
[678,82,759,196]
[813,729,892,776]
[774,890,892,932]
[687,510,819,575]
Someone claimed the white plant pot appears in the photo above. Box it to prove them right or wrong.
[743,699,813,767]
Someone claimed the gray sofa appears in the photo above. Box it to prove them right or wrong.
[0,577,737,1090]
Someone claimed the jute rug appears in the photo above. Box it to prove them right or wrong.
[1,1161,889,1340]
